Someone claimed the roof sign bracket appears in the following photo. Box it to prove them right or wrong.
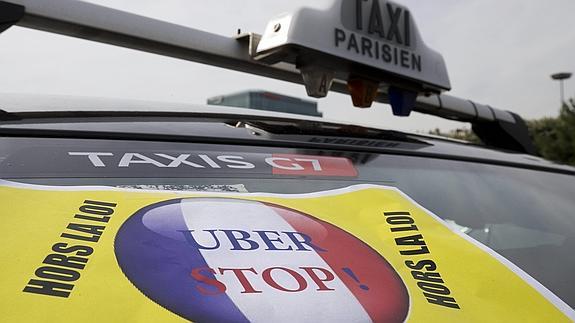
[0,1,25,34]
[235,32,262,58]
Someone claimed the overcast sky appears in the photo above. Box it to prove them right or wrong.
[1,0,574,132]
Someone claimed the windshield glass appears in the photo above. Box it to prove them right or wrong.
[2,136,575,308]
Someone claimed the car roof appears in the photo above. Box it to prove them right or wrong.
[1,93,573,175]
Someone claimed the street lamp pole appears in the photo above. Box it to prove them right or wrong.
[551,72,572,105]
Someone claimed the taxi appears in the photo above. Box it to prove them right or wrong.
[1,0,574,322]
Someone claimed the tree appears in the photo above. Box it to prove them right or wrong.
[528,98,575,165]
[428,127,480,144]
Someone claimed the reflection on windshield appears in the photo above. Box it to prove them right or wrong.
[446,220,566,250]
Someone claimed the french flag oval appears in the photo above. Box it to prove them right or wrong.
[115,198,409,322]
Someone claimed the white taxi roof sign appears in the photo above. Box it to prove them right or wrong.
[256,0,451,94]
[0,0,536,153]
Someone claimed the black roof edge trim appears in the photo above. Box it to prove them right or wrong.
[0,109,22,121]
[0,127,572,176]
[472,111,536,155]
[0,1,25,34]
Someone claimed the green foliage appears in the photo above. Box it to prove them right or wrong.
[428,128,481,144]
[528,99,575,165]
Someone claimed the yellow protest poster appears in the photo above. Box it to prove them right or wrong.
[1,181,573,322]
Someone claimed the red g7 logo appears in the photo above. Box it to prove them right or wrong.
[267,154,357,177]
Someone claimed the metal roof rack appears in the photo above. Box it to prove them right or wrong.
[0,0,535,154]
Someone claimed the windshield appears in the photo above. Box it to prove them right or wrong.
[2,136,575,308]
